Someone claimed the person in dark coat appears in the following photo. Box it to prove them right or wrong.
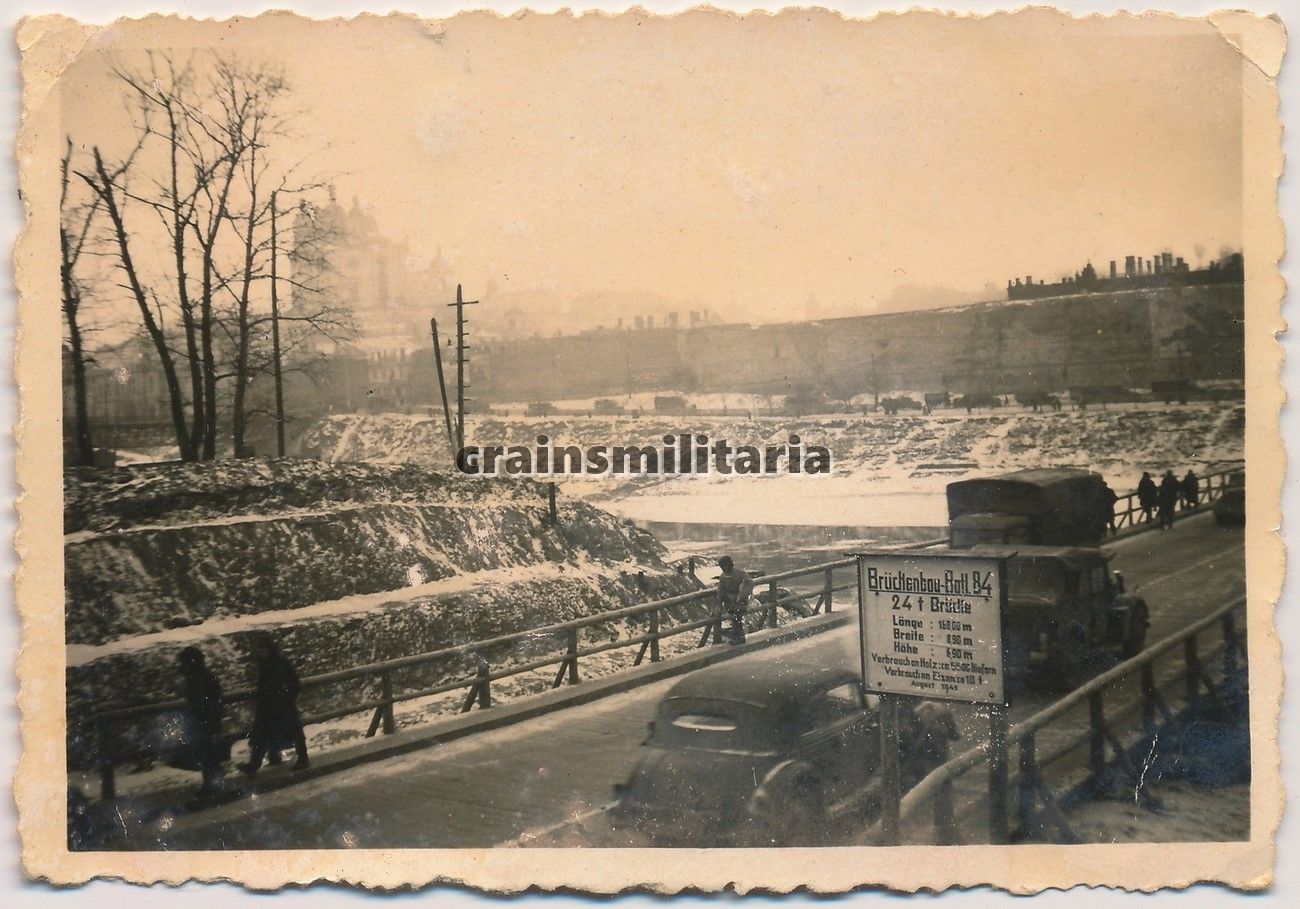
[1137,472,1158,523]
[1098,480,1119,536]
[1182,469,1201,509]
[177,646,225,794]
[714,556,755,646]
[1158,469,1181,529]
[238,636,309,775]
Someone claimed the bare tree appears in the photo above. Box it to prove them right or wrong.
[75,50,352,460]
[224,191,355,454]
[60,138,103,466]
[79,146,197,459]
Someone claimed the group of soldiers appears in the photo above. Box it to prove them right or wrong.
[174,633,310,796]
[1136,468,1202,530]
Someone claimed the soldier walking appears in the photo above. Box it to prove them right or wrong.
[177,647,225,795]
[238,635,309,775]
[1137,472,1158,523]
[1158,469,1181,529]
[1182,469,1201,509]
[1098,480,1119,536]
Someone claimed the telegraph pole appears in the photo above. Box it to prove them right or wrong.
[448,284,478,452]
[270,191,286,457]
[430,317,456,461]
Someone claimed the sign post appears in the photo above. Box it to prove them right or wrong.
[857,549,1009,843]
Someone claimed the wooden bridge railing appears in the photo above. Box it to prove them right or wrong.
[875,593,1248,846]
[86,464,1239,801]
[90,543,950,800]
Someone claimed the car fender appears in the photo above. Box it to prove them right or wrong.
[748,759,815,818]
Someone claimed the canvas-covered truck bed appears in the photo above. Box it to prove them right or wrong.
[947,468,1108,549]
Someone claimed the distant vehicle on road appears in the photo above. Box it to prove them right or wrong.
[610,660,955,846]
[947,468,1109,549]
[972,544,1149,688]
[1213,470,1246,526]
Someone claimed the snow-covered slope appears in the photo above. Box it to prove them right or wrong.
[296,402,1244,526]
[65,459,696,762]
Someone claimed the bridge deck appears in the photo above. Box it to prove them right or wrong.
[117,512,1244,849]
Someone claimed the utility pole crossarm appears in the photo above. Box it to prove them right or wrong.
[449,284,478,455]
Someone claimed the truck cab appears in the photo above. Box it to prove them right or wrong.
[970,544,1149,687]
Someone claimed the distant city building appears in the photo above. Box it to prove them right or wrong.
[1007,250,1242,301]
[291,189,452,354]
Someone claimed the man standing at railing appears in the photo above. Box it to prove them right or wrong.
[715,556,754,646]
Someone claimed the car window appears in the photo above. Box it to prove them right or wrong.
[1006,561,1065,600]
[655,697,789,751]
[1090,567,1108,592]
[670,714,738,733]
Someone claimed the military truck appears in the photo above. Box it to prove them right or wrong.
[946,468,1109,549]
[972,544,1149,688]
[946,470,1146,686]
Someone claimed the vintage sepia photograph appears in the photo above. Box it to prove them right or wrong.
[13,6,1285,893]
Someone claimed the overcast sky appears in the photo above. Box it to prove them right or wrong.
[56,10,1243,325]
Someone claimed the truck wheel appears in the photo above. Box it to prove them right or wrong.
[1122,601,1150,659]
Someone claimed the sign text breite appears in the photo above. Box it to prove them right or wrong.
[858,553,1006,705]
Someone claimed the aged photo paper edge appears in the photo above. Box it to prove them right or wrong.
[11,6,1287,893]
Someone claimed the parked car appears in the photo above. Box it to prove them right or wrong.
[1213,471,1246,526]
[610,659,957,846]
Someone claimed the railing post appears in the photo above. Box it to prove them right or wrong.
[934,778,955,845]
[767,580,779,629]
[95,718,116,801]
[1088,692,1106,777]
[380,671,396,735]
[649,609,661,663]
[1222,612,1239,676]
[878,697,901,845]
[477,660,492,709]
[1184,634,1201,710]
[823,567,834,614]
[566,628,580,685]
[1017,732,1037,837]
[1141,662,1157,735]
[988,706,1009,845]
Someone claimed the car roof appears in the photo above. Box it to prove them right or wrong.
[969,543,1112,570]
[663,659,860,710]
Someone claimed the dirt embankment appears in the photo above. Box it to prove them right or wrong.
[66,459,697,761]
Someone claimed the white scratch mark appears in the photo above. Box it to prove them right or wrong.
[1134,735,1159,806]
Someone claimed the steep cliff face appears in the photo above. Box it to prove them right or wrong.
[475,284,1243,401]
[65,460,695,760]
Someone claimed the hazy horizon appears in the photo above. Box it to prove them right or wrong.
[57,11,1243,332]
